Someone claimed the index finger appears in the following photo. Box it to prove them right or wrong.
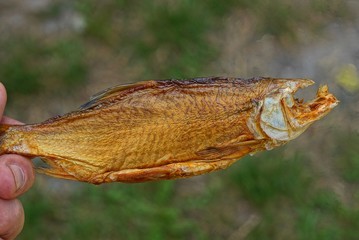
[0,82,7,118]
[1,116,23,125]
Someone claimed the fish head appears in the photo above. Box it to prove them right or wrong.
[248,78,339,147]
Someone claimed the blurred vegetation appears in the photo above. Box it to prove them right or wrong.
[0,0,357,239]
[21,181,209,239]
[335,133,359,183]
[0,38,87,102]
[1,0,351,100]
[20,148,359,239]
[231,152,359,240]
[236,0,350,38]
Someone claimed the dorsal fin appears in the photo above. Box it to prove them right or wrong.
[80,80,157,110]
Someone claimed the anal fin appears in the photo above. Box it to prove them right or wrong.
[36,157,79,181]
[37,167,78,181]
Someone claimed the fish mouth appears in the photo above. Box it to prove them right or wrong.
[256,78,339,144]
[282,84,339,129]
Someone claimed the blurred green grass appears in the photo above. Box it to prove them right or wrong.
[2,0,349,100]
[0,0,356,239]
[20,146,359,239]
[21,181,211,239]
[230,151,359,240]
[0,38,87,102]
[335,133,359,183]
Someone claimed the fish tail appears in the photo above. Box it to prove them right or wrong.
[0,124,11,154]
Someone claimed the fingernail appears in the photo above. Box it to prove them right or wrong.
[8,164,25,192]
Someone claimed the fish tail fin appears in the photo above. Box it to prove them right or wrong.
[0,124,11,154]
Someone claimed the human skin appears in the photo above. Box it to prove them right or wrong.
[0,83,35,240]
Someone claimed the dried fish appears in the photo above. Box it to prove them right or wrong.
[0,77,338,184]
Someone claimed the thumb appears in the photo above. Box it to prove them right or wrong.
[0,155,35,200]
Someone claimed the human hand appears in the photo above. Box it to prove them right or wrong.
[0,83,35,240]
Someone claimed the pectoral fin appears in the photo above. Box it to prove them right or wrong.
[195,140,263,160]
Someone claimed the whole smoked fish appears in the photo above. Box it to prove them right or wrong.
[0,77,338,184]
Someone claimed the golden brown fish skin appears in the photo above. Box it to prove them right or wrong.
[0,77,338,184]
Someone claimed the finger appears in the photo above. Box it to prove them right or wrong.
[1,116,23,125]
[0,82,7,118]
[0,155,35,200]
[0,199,24,240]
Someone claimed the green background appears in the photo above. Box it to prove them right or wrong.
[1,0,358,239]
